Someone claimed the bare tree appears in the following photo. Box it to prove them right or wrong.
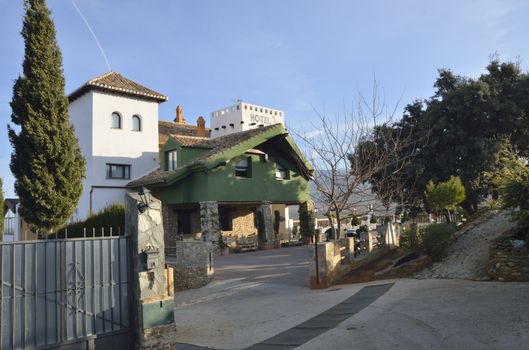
[290,82,418,239]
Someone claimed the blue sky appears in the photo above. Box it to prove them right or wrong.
[1,0,528,197]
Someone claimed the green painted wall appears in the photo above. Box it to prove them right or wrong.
[160,140,208,171]
[142,298,175,328]
[158,153,310,204]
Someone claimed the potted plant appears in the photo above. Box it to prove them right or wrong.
[218,235,229,255]
[299,203,315,244]
[257,211,269,250]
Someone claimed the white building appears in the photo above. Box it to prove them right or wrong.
[68,71,167,220]
[210,102,284,138]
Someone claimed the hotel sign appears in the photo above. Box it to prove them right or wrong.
[250,113,276,125]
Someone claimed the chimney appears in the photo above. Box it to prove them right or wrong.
[175,105,185,124]
[196,116,206,137]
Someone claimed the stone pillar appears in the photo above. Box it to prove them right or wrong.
[257,201,274,247]
[340,237,355,263]
[199,201,220,241]
[162,204,178,256]
[172,241,215,291]
[125,193,176,350]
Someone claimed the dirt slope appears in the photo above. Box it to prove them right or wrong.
[415,211,515,280]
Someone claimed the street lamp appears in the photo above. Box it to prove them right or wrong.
[137,186,151,213]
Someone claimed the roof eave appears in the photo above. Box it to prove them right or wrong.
[68,84,168,104]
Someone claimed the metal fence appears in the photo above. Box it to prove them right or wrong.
[0,234,131,349]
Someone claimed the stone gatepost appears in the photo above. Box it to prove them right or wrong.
[125,193,176,350]
[199,201,220,241]
[257,201,274,246]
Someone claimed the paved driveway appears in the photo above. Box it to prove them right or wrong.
[173,247,529,350]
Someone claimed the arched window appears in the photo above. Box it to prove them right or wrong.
[132,115,141,131]
[111,112,121,129]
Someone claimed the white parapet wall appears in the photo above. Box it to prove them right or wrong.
[210,102,285,138]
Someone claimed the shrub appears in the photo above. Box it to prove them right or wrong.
[370,214,378,224]
[499,164,529,241]
[400,223,457,261]
[298,203,314,238]
[350,215,360,226]
[55,204,125,238]
[400,224,422,250]
[421,223,457,261]
[218,234,228,248]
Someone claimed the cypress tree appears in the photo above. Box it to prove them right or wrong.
[9,0,85,231]
[0,178,4,240]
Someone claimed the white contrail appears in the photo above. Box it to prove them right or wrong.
[71,0,112,71]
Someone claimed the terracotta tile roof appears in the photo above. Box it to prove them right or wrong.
[189,124,279,164]
[158,121,211,146]
[128,170,173,187]
[171,135,211,147]
[68,71,167,103]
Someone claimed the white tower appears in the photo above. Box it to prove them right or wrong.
[210,102,284,138]
[68,71,167,220]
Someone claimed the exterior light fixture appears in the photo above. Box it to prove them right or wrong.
[137,186,151,213]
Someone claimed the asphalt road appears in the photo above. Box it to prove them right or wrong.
[173,246,529,350]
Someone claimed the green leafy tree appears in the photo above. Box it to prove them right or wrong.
[362,60,529,213]
[9,0,85,231]
[350,214,360,226]
[425,176,466,222]
[487,145,529,242]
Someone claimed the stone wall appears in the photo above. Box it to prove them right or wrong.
[487,240,529,281]
[221,205,257,247]
[139,324,177,350]
[170,241,215,291]
[309,238,356,288]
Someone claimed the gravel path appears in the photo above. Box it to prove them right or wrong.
[415,211,516,280]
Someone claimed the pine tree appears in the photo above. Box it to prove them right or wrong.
[9,0,85,231]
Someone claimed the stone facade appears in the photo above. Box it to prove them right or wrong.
[125,193,176,350]
[487,240,529,281]
[200,201,220,241]
[221,205,257,247]
[171,241,215,290]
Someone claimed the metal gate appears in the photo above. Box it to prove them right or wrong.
[0,234,131,349]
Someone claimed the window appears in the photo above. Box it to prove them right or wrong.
[275,163,289,180]
[166,150,177,171]
[111,112,121,129]
[132,115,141,131]
[106,164,130,179]
[235,157,251,178]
